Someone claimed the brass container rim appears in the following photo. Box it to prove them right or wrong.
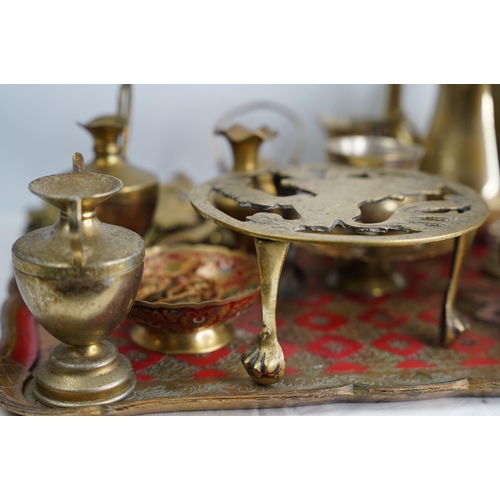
[29,172,123,202]
[79,114,128,131]
[133,244,260,310]
[319,113,399,129]
[327,135,425,162]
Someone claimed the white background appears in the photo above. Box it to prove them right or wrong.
[0,84,439,215]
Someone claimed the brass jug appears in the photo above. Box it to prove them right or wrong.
[80,84,159,236]
[12,154,145,407]
[213,124,278,253]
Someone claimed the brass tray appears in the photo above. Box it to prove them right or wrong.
[2,245,500,415]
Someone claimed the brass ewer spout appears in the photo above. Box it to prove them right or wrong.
[216,124,277,173]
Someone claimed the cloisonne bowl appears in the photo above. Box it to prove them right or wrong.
[128,244,260,354]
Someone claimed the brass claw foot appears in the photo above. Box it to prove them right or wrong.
[241,330,285,385]
[242,238,289,385]
[441,309,469,346]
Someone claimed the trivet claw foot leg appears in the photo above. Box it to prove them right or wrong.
[440,231,475,346]
[241,238,289,385]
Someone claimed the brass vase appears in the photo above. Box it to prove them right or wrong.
[421,84,500,210]
[12,154,145,407]
[420,84,500,276]
[213,124,278,253]
[80,84,159,237]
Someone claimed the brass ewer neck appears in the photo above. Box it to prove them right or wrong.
[216,124,277,173]
[386,84,401,119]
[79,84,132,164]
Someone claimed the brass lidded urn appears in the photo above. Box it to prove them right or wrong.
[12,154,145,407]
[80,84,159,236]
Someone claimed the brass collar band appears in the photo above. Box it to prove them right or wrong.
[12,253,144,280]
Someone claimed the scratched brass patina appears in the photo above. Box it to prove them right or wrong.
[11,154,144,407]
[190,163,489,385]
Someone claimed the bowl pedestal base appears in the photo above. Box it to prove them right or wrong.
[130,324,234,355]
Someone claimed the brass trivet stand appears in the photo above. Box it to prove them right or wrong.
[190,164,489,385]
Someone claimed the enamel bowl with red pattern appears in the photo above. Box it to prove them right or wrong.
[128,244,260,354]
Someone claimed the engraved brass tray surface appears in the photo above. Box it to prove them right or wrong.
[1,244,500,416]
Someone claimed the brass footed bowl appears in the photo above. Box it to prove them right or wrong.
[128,245,260,354]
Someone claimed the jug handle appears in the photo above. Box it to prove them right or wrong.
[67,197,84,268]
[117,84,132,158]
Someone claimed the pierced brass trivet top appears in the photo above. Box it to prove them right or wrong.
[191,164,489,385]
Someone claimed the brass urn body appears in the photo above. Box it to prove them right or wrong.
[81,84,159,237]
[12,154,145,407]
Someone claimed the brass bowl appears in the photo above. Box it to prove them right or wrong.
[128,245,260,354]
[327,135,425,170]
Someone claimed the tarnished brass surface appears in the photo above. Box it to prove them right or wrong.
[191,164,488,246]
[191,163,488,384]
[80,84,159,236]
[11,154,144,407]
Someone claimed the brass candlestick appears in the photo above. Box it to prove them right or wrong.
[79,84,159,237]
[12,154,145,407]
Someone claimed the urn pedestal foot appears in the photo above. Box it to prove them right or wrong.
[33,340,136,408]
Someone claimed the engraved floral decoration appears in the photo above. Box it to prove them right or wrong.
[127,245,260,334]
